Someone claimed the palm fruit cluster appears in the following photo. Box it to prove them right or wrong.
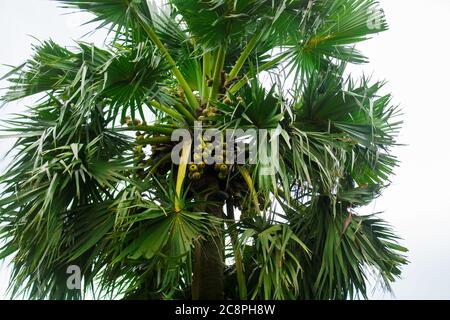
[214,162,230,180]
[133,131,146,162]
[188,162,206,181]
[188,133,232,181]
[121,116,152,179]
[133,131,149,178]
[197,105,219,124]
[122,115,146,128]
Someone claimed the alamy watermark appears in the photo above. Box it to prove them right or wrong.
[170,122,280,176]
[66,265,81,290]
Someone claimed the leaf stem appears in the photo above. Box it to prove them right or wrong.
[226,200,247,299]
[137,136,171,145]
[174,101,196,124]
[147,100,184,122]
[228,32,261,81]
[209,45,227,102]
[238,166,260,213]
[118,125,174,136]
[175,140,192,212]
[134,9,199,111]
[146,153,172,177]
[202,52,212,104]
[229,52,289,94]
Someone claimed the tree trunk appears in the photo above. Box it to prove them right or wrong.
[191,188,225,300]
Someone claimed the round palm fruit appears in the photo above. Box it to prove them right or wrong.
[135,145,143,153]
[202,108,209,115]
[134,119,142,126]
[214,163,222,171]
[192,172,202,180]
[198,162,206,169]
[210,107,218,113]
[189,164,198,172]
[219,164,229,173]
[122,116,131,125]
[218,172,227,180]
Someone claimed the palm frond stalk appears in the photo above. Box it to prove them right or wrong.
[0,0,407,300]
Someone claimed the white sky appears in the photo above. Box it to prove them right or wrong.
[0,0,449,300]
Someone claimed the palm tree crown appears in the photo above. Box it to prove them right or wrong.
[0,0,407,300]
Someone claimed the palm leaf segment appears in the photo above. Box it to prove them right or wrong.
[0,0,407,300]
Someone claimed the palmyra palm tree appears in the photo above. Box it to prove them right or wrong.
[0,0,407,300]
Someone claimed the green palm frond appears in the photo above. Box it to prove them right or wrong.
[240,218,310,300]
[2,39,170,122]
[283,0,388,76]
[57,0,151,32]
[0,96,131,299]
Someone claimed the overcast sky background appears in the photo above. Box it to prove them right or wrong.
[0,0,449,300]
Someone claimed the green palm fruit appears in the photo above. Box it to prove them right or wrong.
[135,145,143,153]
[218,172,227,180]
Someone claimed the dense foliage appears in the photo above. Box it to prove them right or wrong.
[0,0,407,300]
